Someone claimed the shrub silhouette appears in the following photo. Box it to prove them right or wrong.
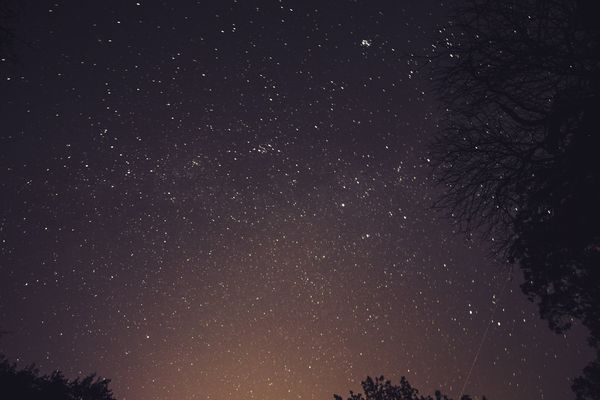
[0,353,115,400]
[334,375,485,400]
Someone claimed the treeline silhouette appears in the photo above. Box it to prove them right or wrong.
[334,375,485,400]
[426,0,600,398]
[0,353,115,400]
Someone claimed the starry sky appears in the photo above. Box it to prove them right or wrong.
[0,1,595,400]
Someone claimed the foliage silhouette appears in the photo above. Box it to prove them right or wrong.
[0,353,115,400]
[572,351,600,400]
[426,0,600,398]
[333,375,485,400]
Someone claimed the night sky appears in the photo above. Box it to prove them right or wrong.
[0,1,595,399]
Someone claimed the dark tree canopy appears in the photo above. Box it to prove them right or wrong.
[333,375,484,400]
[0,353,115,400]
[427,0,600,398]
[573,352,600,400]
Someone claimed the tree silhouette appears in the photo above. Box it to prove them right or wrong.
[333,375,484,400]
[0,353,115,400]
[572,350,600,400]
[426,0,600,398]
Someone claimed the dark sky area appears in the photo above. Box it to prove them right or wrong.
[0,1,595,399]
